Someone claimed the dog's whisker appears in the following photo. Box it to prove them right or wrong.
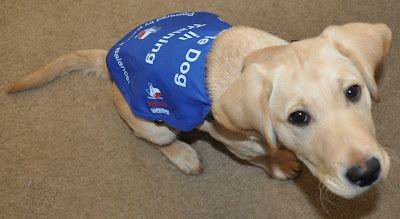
[383,146,398,165]
[323,189,340,207]
[318,182,331,216]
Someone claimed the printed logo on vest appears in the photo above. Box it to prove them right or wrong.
[146,83,163,99]
[136,27,161,39]
[146,83,169,115]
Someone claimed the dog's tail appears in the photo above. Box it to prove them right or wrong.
[6,49,110,94]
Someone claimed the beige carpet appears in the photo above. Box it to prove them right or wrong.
[1,0,399,218]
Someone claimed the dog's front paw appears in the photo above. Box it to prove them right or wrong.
[172,146,203,175]
[158,140,203,175]
[267,149,302,180]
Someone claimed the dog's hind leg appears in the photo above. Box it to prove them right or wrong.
[112,82,203,175]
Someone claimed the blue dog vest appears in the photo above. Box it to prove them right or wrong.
[106,12,231,131]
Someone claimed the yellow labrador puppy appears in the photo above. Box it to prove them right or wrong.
[7,17,392,199]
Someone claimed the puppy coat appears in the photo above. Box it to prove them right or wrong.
[106,12,231,131]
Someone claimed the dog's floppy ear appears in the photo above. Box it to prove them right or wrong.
[322,23,392,102]
[211,63,278,154]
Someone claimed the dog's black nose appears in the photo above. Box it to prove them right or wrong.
[345,157,381,187]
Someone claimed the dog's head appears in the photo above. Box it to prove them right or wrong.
[213,23,392,198]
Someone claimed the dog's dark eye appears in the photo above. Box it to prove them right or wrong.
[289,111,310,126]
[345,85,361,102]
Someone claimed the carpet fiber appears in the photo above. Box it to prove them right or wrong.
[1,0,399,218]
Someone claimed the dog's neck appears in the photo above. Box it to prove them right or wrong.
[206,26,288,101]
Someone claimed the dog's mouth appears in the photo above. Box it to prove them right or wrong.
[298,152,390,199]
[322,172,381,199]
